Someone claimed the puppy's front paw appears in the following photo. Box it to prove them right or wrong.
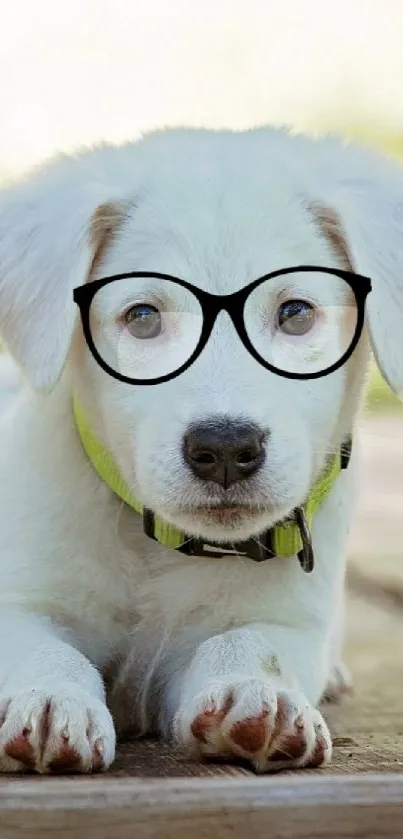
[173,677,331,773]
[0,683,116,774]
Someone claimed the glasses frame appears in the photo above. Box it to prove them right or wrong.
[73,265,372,385]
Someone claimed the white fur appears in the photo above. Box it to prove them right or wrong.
[0,126,402,773]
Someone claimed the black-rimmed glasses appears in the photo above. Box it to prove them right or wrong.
[73,266,372,385]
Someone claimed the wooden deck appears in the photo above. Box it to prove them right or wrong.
[0,413,402,837]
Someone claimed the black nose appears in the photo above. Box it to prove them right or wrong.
[183,418,267,488]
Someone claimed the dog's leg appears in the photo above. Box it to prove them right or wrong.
[167,623,332,772]
[322,612,353,704]
[321,578,353,704]
[0,609,115,773]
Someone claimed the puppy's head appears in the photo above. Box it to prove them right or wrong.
[0,128,401,543]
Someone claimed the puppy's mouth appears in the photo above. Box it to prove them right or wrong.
[192,503,263,522]
[174,501,276,535]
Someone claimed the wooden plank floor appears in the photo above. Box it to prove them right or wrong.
[0,413,402,837]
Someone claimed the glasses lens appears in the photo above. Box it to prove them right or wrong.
[88,276,203,381]
[244,270,359,376]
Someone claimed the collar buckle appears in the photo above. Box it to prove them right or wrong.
[294,507,315,573]
[341,436,353,470]
[178,536,275,562]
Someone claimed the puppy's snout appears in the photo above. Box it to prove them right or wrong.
[183,418,267,488]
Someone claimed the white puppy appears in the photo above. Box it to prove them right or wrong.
[0,127,402,775]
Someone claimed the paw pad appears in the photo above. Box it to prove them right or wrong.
[5,733,35,768]
[229,709,270,754]
[190,694,233,743]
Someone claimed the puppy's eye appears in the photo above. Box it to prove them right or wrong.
[276,300,315,336]
[124,304,162,339]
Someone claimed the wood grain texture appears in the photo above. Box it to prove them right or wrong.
[0,775,403,838]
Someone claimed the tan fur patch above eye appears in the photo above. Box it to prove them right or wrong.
[88,201,130,280]
[309,202,359,349]
[308,202,353,272]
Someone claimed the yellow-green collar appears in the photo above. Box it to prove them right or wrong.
[73,396,352,573]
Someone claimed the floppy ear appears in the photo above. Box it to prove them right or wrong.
[313,150,403,397]
[0,148,130,392]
